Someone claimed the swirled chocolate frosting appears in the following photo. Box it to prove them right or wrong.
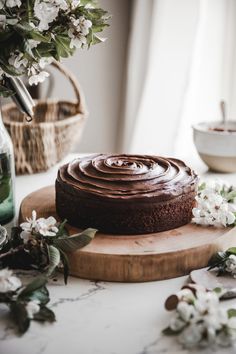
[57,154,198,202]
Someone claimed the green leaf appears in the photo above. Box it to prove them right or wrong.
[162,326,181,336]
[24,286,50,306]
[208,251,228,268]
[226,190,236,202]
[198,182,206,191]
[228,309,236,318]
[14,22,51,43]
[227,247,236,255]
[55,35,74,58]
[54,228,97,253]
[30,31,51,43]
[56,219,69,237]
[18,276,47,299]
[0,84,14,97]
[92,34,106,45]
[0,60,22,76]
[59,249,69,285]
[47,245,61,276]
[10,302,30,334]
[33,306,56,323]
[79,0,97,5]
[213,287,222,294]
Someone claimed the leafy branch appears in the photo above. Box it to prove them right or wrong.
[208,247,236,277]
[0,212,97,284]
[0,274,55,335]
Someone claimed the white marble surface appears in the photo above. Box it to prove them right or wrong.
[1,154,236,354]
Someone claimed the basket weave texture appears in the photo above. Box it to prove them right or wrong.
[2,61,88,175]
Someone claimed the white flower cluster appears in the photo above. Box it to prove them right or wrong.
[34,0,82,32]
[8,50,52,86]
[0,0,21,9]
[34,0,67,31]
[192,180,236,227]
[2,0,93,86]
[0,268,21,293]
[225,255,236,278]
[20,210,59,242]
[69,15,92,49]
[166,285,236,348]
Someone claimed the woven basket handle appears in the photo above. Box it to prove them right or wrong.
[51,60,87,114]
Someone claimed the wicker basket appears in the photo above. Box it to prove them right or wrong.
[2,61,88,175]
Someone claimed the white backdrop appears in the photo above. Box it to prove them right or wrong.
[119,0,236,163]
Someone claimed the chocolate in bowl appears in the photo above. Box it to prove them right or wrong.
[193,121,236,172]
[56,154,198,235]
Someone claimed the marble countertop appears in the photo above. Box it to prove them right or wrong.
[1,154,236,354]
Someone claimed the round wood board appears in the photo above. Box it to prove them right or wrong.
[19,186,236,282]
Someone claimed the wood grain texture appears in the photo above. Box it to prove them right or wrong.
[19,186,236,282]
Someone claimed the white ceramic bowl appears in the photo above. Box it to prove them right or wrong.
[193,121,236,173]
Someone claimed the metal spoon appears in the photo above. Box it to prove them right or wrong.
[220,100,226,126]
[4,76,35,120]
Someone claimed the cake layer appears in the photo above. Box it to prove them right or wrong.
[56,154,198,234]
[56,183,196,234]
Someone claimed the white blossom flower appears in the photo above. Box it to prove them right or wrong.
[69,34,87,49]
[34,0,59,31]
[36,216,58,236]
[0,0,21,9]
[68,15,92,49]
[39,57,53,69]
[8,52,28,71]
[169,317,186,331]
[20,210,37,232]
[71,16,92,36]
[177,288,196,302]
[26,299,40,319]
[71,0,80,9]
[194,289,219,314]
[5,0,21,8]
[0,14,6,28]
[28,39,40,50]
[177,301,196,322]
[192,180,236,227]
[179,323,204,347]
[29,70,49,86]
[20,210,58,237]
[53,0,68,10]
[0,269,21,293]
[225,255,236,277]
[20,210,38,242]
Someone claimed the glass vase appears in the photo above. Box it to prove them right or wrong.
[0,106,15,225]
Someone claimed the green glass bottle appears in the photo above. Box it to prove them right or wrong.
[0,109,15,225]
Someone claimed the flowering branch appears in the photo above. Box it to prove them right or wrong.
[208,247,236,278]
[163,284,236,348]
[0,210,97,284]
[0,210,98,335]
[0,0,110,94]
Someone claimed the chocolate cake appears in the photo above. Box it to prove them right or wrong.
[56,154,198,234]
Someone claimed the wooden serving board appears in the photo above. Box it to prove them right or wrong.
[19,186,236,282]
